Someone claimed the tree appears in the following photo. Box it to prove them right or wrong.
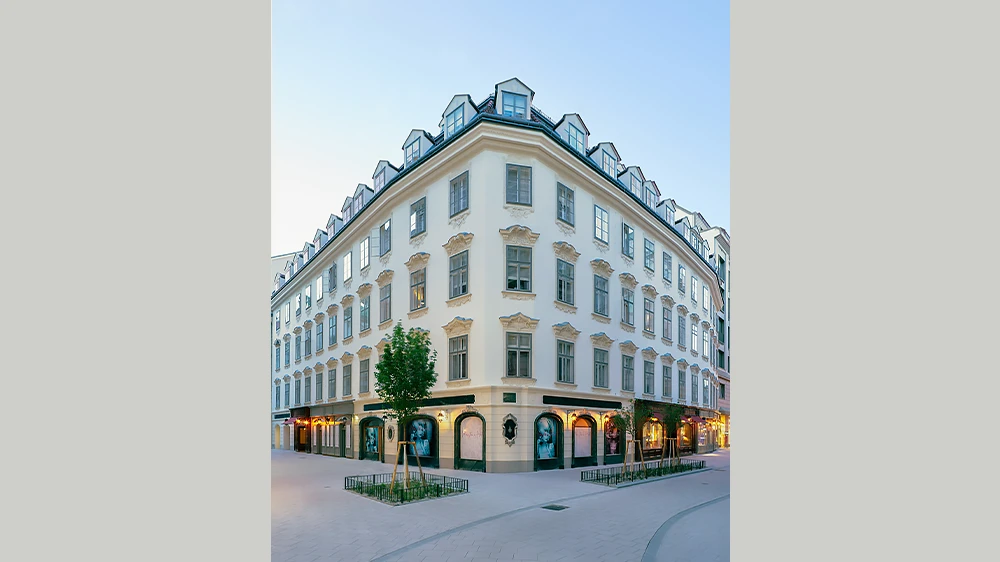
[659,403,685,467]
[611,398,653,476]
[373,322,437,489]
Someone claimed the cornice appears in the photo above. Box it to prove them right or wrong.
[590,332,615,349]
[282,374,291,382]
[443,232,475,255]
[314,312,325,322]
[661,353,675,365]
[340,351,354,364]
[590,258,614,278]
[552,241,580,263]
[356,346,372,360]
[661,295,675,308]
[499,224,540,246]
[676,359,689,371]
[282,333,291,342]
[498,312,539,332]
[293,370,303,379]
[292,326,302,334]
[341,294,354,307]
[641,284,658,299]
[404,252,430,272]
[376,270,394,287]
[676,304,689,315]
[326,357,339,368]
[619,340,639,355]
[641,347,658,361]
[690,313,701,323]
[314,362,324,372]
[619,272,638,290]
[326,303,339,315]
[374,337,390,356]
[273,378,281,385]
[551,322,581,341]
[442,316,474,338]
[357,283,373,298]
[303,319,313,329]
[303,366,313,375]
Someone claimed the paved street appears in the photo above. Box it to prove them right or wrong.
[272,449,730,562]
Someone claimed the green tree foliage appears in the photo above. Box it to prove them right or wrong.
[373,323,438,425]
[611,398,653,441]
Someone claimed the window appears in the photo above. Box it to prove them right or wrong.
[663,307,673,341]
[379,219,391,256]
[691,277,698,304]
[449,171,469,216]
[703,286,709,311]
[692,374,699,403]
[622,223,634,258]
[678,370,686,401]
[678,316,686,348]
[295,293,301,316]
[630,175,641,196]
[343,364,352,396]
[568,123,584,153]
[360,359,369,393]
[506,246,532,292]
[305,376,311,402]
[643,186,655,207]
[295,335,301,361]
[720,383,726,399]
[601,151,616,176]
[718,349,725,370]
[360,238,370,270]
[360,296,370,332]
[505,164,531,205]
[556,183,574,225]
[343,253,352,283]
[644,361,654,394]
[556,338,576,384]
[449,336,468,380]
[502,92,527,118]
[505,333,531,378]
[622,355,634,392]
[445,106,464,136]
[379,284,391,324]
[316,277,323,301]
[353,195,362,216]
[691,323,698,354]
[719,257,727,283]
[622,288,634,325]
[449,251,469,298]
[305,286,312,309]
[410,198,426,237]
[678,266,686,293]
[274,313,280,333]
[328,368,336,399]
[275,346,280,370]
[374,170,385,192]
[663,253,672,282]
[284,341,290,366]
[556,260,574,305]
[284,382,290,406]
[344,306,353,339]
[328,263,337,291]
[304,329,312,356]
[316,375,322,402]
[294,379,301,405]
[410,269,426,311]
[329,314,337,343]
[405,139,419,166]
[644,239,654,270]
[594,205,610,243]
[316,322,323,349]
[643,298,655,333]
[663,365,672,398]
[284,302,290,324]
[275,386,280,409]
[703,330,709,357]
[594,349,609,388]
[594,275,609,317]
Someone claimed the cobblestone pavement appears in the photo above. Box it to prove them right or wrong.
[272,449,730,562]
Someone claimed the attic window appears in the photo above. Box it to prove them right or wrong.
[665,207,675,226]
[352,195,362,216]
[405,139,420,166]
[446,107,464,136]
[601,151,616,177]
[374,170,385,192]
[630,175,641,196]
[643,187,655,207]
[567,124,584,153]
[502,92,527,118]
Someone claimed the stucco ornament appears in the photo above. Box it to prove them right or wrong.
[442,232,474,255]
[499,225,540,246]
[552,241,580,263]
[551,322,581,340]
[502,414,518,446]
[499,312,539,332]
[590,332,615,349]
[442,316,474,337]
[591,258,614,277]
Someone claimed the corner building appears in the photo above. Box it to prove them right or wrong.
[271,78,727,471]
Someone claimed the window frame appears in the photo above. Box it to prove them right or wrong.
[556,182,575,225]
[379,284,391,324]
[622,355,635,392]
[622,287,635,326]
[601,150,616,176]
[409,197,426,237]
[343,306,353,339]
[593,348,609,388]
[404,139,420,166]
[643,360,654,395]
[643,298,655,334]
[410,268,426,311]
[622,223,634,258]
[643,239,655,271]
[505,332,532,378]
[449,171,470,217]
[449,250,469,299]
[594,275,609,317]
[379,219,391,256]
[505,245,532,293]
[359,238,370,270]
[556,259,574,306]
[501,92,528,118]
[556,340,575,384]
[567,123,584,153]
[360,295,370,332]
[445,106,464,136]
[505,164,532,206]
[662,253,672,282]
[448,335,469,380]
[594,205,610,243]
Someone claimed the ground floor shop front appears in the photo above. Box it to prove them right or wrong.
[270,387,720,473]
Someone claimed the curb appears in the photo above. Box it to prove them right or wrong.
[607,467,713,488]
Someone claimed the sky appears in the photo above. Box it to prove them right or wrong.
[272,0,729,256]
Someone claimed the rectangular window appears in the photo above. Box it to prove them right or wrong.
[691,322,698,354]
[294,379,301,405]
[505,333,532,378]
[305,376,311,402]
[557,340,575,383]
[316,322,323,350]
[449,336,468,380]
[405,139,419,166]
[556,183,574,225]
[284,382,290,406]
[274,313,280,333]
[678,371,686,401]
[622,223,634,258]
[410,198,426,237]
[703,286,709,311]
[329,314,337,343]
[643,298,655,333]
[316,375,322,402]
[622,288,634,326]
[692,373,699,404]
[601,151,615,176]
[594,349,609,388]
[663,307,673,341]
[644,239,654,270]
[718,349,726,369]
[360,359,369,393]
[556,260,574,305]
[374,170,385,192]
[284,302,290,323]
[316,276,323,301]
[379,284,391,324]
[275,386,280,409]
[644,361,654,394]
[360,296,370,332]
[630,175,641,196]
[594,205,610,243]
[502,92,527,118]
[643,186,655,207]
[703,330,709,357]
[445,106,464,136]
[505,164,532,205]
[328,368,336,399]
[678,266,686,293]
[663,253,672,282]
[506,245,532,292]
[678,316,686,348]
[663,365,672,398]
[343,253,352,283]
[329,263,337,291]
[622,355,634,392]
[360,238,370,270]
[568,123,584,153]
[295,293,301,316]
[284,341,290,366]
[449,171,469,216]
[594,275,609,316]
[343,364,352,396]
[275,346,280,370]
[305,285,312,309]
[410,269,426,311]
[449,251,469,298]
[691,277,698,304]
[720,383,726,399]
[379,219,391,256]
[295,335,301,361]
[344,306,353,339]
[304,329,312,356]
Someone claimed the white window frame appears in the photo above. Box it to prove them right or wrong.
[594,205,610,243]
[445,106,464,136]
[404,139,420,166]
[502,92,527,118]
[567,123,584,153]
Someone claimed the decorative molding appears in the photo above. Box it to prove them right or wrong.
[314,362,324,372]
[621,255,634,268]
[341,294,354,307]
[620,390,635,398]
[409,230,428,249]
[412,327,430,337]
[691,348,698,357]
[553,301,577,314]
[340,351,354,363]
[445,378,472,388]
[690,364,700,373]
[641,347,658,361]
[661,353,675,365]
[326,303,339,315]
[551,322,581,341]
[502,413,518,447]
[274,339,281,347]
[590,332,615,349]
[342,335,354,345]
[641,284,658,299]
[357,283,373,298]
[359,328,372,338]
[677,343,687,352]
[498,312,539,332]
[443,232,475,255]
[661,337,673,347]
[590,258,614,277]
[408,307,430,319]
[503,203,535,219]
[302,319,313,329]
[676,359,689,371]
[446,293,472,308]
[314,312,325,323]
[642,331,655,340]
[552,241,580,263]
[620,321,636,333]
[554,381,578,389]
[676,304,689,315]
[661,295,675,308]
[378,251,392,266]
[303,366,313,375]
[502,290,536,301]
[404,252,430,272]
[442,316,474,338]
[448,209,471,229]
[501,376,537,386]
[282,374,291,382]
[356,346,372,359]
[701,368,712,376]
[592,239,610,254]
[619,340,639,355]
[690,313,700,323]
[619,272,638,290]
[292,326,302,334]
[378,319,393,330]
[327,341,338,351]
[591,386,611,394]
[499,224,540,246]
[592,313,611,324]
[273,378,281,385]
[282,333,291,341]
[555,220,576,237]
[376,270,394,287]
[702,320,712,329]
[374,337,389,356]
[293,370,303,379]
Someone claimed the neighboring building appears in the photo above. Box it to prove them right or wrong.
[270,78,728,470]
[703,227,731,448]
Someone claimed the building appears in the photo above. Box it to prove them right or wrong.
[270,78,728,471]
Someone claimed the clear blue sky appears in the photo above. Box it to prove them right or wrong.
[272,0,729,256]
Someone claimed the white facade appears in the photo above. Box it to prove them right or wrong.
[271,79,728,469]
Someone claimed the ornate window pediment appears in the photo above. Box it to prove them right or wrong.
[552,322,581,340]
[690,313,700,323]
[552,241,580,263]
[498,312,539,332]
[499,225,540,246]
[443,232,475,255]
[701,368,711,376]
[303,366,313,375]
[292,326,303,334]
[619,272,638,290]
[326,357,339,368]
[293,370,303,379]
[641,284,658,299]
[314,362,324,372]
[282,333,291,341]
[690,363,700,372]
[341,294,354,307]
[661,295,675,308]
[443,316,474,338]
[326,303,339,315]
[357,283,373,298]
[340,351,354,363]
[619,340,639,355]
[376,270,394,287]
[273,378,281,385]
[282,374,291,382]
[590,259,614,278]
[702,320,711,329]
[590,332,615,349]
[676,359,689,371]
[660,353,675,365]
[356,346,372,359]
[303,319,313,329]
[314,312,325,322]
[405,252,431,272]
[374,337,390,355]
[641,347,658,361]
[274,339,281,347]
[676,304,689,315]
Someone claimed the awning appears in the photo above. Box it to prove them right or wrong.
[281,417,297,425]
[689,416,705,424]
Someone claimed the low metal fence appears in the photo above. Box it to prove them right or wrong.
[344,472,469,504]
[580,459,706,486]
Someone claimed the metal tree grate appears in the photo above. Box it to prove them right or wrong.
[541,505,569,511]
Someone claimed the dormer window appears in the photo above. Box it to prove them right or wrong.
[601,151,616,176]
[568,124,585,153]
[405,139,420,166]
[630,175,641,196]
[502,92,528,118]
[445,107,464,136]
[643,187,655,207]
[665,208,675,225]
[352,195,362,216]
[374,170,385,192]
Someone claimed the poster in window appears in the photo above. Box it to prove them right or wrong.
[460,417,483,460]
[536,417,557,459]
[605,420,621,456]
[365,427,378,454]
[409,419,432,457]
[573,422,592,458]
